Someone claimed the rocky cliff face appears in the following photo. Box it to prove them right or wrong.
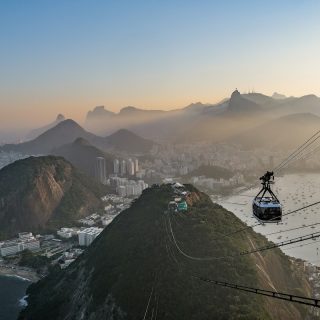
[0,156,107,239]
[19,184,312,320]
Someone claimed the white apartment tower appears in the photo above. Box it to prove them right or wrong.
[78,227,103,247]
[134,158,139,173]
[113,159,120,174]
[95,157,106,184]
[127,158,135,176]
[120,159,127,176]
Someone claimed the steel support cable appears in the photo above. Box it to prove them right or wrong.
[222,130,320,203]
[240,231,320,256]
[281,142,320,169]
[168,215,320,261]
[282,238,320,251]
[302,143,320,162]
[167,215,228,261]
[192,276,320,308]
[274,134,320,173]
[165,215,320,309]
[215,200,320,240]
[275,141,320,173]
[273,130,320,172]
[264,222,320,237]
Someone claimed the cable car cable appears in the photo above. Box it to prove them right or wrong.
[192,275,320,308]
[165,214,320,309]
[264,222,320,237]
[282,238,320,251]
[240,231,320,256]
[215,200,320,240]
[279,142,320,171]
[273,130,320,172]
[167,215,320,261]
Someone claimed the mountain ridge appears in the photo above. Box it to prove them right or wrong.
[53,138,114,178]
[1,120,155,155]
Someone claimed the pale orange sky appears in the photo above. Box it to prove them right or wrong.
[1,1,320,131]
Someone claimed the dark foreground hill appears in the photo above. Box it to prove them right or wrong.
[19,184,311,320]
[0,156,108,239]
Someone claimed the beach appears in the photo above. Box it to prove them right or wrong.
[0,264,40,283]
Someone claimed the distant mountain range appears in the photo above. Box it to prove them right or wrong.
[1,120,156,156]
[0,156,108,239]
[83,90,320,147]
[5,90,320,154]
[20,184,310,319]
[229,113,320,150]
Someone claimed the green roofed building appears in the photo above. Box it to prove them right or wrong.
[177,201,188,212]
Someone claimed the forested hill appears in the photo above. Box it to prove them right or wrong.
[20,184,311,320]
[0,156,108,239]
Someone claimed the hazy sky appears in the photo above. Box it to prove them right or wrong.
[1,0,320,130]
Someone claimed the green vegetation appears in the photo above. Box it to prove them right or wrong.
[19,184,310,320]
[18,250,50,272]
[49,169,108,227]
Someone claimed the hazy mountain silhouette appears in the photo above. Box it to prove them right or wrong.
[86,106,115,121]
[229,113,320,150]
[84,90,320,143]
[226,89,261,114]
[272,92,287,100]
[53,138,114,178]
[106,129,155,153]
[1,120,155,155]
[1,119,104,154]
[25,114,66,141]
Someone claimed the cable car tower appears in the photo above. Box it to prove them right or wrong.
[252,171,282,222]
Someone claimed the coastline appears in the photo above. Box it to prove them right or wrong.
[0,265,40,283]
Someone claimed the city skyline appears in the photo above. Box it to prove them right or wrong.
[1,1,320,129]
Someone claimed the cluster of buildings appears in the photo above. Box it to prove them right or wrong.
[57,227,79,239]
[78,213,102,227]
[0,232,40,257]
[190,173,245,191]
[168,182,189,213]
[113,158,139,176]
[78,227,103,247]
[0,151,28,170]
[145,143,287,182]
[94,157,140,185]
[109,177,148,197]
[59,248,84,269]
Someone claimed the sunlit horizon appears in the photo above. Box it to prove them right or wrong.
[1,0,320,130]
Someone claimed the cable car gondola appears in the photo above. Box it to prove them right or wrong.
[252,171,282,222]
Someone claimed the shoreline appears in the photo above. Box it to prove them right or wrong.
[0,265,40,283]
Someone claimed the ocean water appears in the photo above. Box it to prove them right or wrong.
[0,275,30,320]
[216,174,320,266]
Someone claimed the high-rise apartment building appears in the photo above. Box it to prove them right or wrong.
[95,157,106,184]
